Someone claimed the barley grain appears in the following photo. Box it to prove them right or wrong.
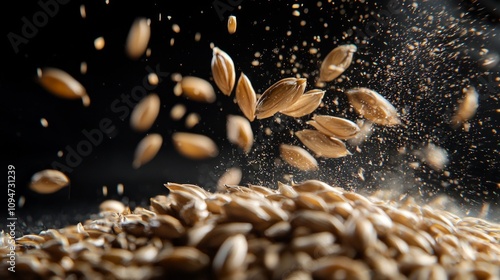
[280,89,325,117]
[132,133,163,168]
[94,37,105,50]
[308,115,360,140]
[180,76,216,103]
[211,47,236,96]
[147,73,159,86]
[185,112,200,128]
[295,129,352,158]
[29,169,69,194]
[170,104,186,120]
[99,200,125,213]
[217,167,243,191]
[279,144,318,171]
[451,86,479,128]
[346,87,401,126]
[227,15,237,34]
[130,94,160,132]
[172,132,219,159]
[255,78,307,119]
[319,44,357,82]
[126,18,151,59]
[235,73,257,121]
[38,68,88,101]
[227,115,254,153]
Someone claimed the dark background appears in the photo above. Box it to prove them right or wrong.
[2,0,500,235]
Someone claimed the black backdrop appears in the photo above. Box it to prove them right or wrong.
[2,0,500,235]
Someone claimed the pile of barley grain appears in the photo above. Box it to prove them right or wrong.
[1,180,499,280]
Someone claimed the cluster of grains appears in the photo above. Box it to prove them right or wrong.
[3,181,499,279]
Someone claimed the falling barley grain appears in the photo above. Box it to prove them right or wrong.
[227,15,237,34]
[40,118,48,127]
[279,144,318,171]
[126,18,151,60]
[211,47,236,96]
[147,73,159,86]
[451,86,479,128]
[130,94,160,132]
[227,115,254,153]
[180,76,216,103]
[255,77,307,119]
[80,62,87,74]
[172,24,180,33]
[217,167,243,191]
[29,169,69,194]
[80,4,86,19]
[236,73,257,121]
[173,82,182,96]
[346,87,401,126]
[94,37,105,50]
[185,113,200,128]
[319,44,357,82]
[307,115,360,140]
[172,132,219,159]
[132,133,163,168]
[38,67,88,103]
[81,94,91,107]
[170,104,186,120]
[117,183,124,195]
[295,129,351,158]
[280,89,325,118]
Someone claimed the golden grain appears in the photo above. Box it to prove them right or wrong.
[217,167,243,191]
[132,133,163,168]
[255,77,307,119]
[29,169,69,194]
[172,24,180,33]
[346,87,401,126]
[79,4,86,18]
[319,44,357,82]
[279,144,318,171]
[211,47,236,96]
[227,15,237,34]
[451,86,479,128]
[38,67,88,101]
[295,129,352,158]
[308,115,360,140]
[180,76,216,103]
[130,94,160,132]
[235,73,257,121]
[94,37,105,50]
[147,73,159,86]
[99,200,126,214]
[80,61,87,74]
[213,234,248,276]
[227,115,254,153]
[126,18,151,60]
[185,112,200,128]
[172,132,219,159]
[170,104,186,120]
[280,89,325,117]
